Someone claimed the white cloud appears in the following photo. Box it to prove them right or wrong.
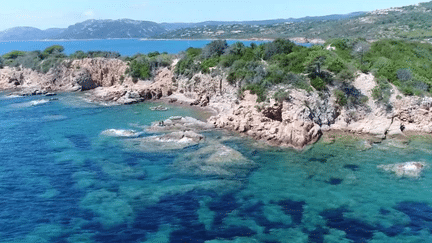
[83,10,95,18]
[131,1,148,9]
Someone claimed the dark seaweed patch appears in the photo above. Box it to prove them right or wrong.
[379,208,390,215]
[278,199,306,225]
[66,134,92,150]
[343,164,360,171]
[309,157,328,163]
[239,201,287,233]
[320,207,375,243]
[209,193,240,228]
[395,201,432,233]
[328,178,343,185]
[381,224,405,237]
[307,226,329,243]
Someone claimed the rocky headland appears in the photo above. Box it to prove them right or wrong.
[1,57,432,150]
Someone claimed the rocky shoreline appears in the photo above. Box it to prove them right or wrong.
[1,57,432,149]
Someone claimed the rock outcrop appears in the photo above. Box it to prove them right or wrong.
[378,162,427,178]
[209,91,322,149]
[3,57,432,149]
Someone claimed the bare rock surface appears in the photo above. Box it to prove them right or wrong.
[172,141,256,177]
[3,57,432,149]
[378,161,427,178]
[209,91,322,149]
[125,130,205,152]
[147,116,214,133]
[101,129,143,138]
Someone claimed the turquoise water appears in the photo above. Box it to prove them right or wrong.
[0,39,268,56]
[1,93,432,243]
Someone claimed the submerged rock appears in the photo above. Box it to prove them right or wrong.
[125,131,205,152]
[173,142,256,177]
[101,129,143,138]
[147,116,214,133]
[378,161,426,178]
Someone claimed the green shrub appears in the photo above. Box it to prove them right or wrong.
[327,57,346,74]
[148,51,160,58]
[336,69,355,82]
[185,47,202,57]
[2,50,27,59]
[273,89,290,103]
[372,77,392,103]
[202,40,228,59]
[43,45,64,55]
[311,77,326,91]
[127,59,151,79]
[200,56,220,73]
[70,51,87,59]
[333,89,347,106]
[242,84,266,102]
[397,68,412,81]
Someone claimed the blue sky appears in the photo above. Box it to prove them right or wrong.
[0,0,424,30]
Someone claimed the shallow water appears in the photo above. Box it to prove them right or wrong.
[1,93,432,243]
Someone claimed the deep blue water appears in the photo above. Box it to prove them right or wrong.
[0,39,268,56]
[1,93,432,242]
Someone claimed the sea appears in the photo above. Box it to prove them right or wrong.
[0,39,271,56]
[1,92,432,243]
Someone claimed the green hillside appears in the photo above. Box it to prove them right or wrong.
[155,1,432,42]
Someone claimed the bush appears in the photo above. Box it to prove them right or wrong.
[202,40,228,59]
[242,84,266,102]
[262,39,296,60]
[336,69,355,82]
[333,89,347,106]
[327,57,346,74]
[311,77,326,91]
[127,59,151,79]
[372,77,392,104]
[70,51,87,59]
[200,56,219,73]
[43,45,64,55]
[397,68,412,81]
[273,89,290,103]
[2,50,27,59]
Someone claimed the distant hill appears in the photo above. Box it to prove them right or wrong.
[161,12,365,31]
[0,27,64,41]
[156,1,432,41]
[0,12,366,41]
[55,19,166,39]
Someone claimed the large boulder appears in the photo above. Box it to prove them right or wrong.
[378,161,426,178]
[101,129,142,138]
[172,142,256,177]
[147,116,214,133]
[124,130,205,152]
[72,69,97,91]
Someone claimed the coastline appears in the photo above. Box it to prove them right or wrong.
[1,49,432,150]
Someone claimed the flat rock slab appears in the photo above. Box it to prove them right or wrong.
[378,161,426,178]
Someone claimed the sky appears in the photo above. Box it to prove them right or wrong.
[0,0,425,31]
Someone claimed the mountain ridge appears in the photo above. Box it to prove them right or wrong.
[0,12,366,41]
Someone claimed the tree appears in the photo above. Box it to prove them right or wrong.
[43,45,65,55]
[202,40,228,59]
[353,41,370,64]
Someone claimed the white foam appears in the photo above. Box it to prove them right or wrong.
[101,129,142,138]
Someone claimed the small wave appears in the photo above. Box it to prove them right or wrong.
[9,99,50,108]
[30,99,50,106]
[101,129,143,138]
[42,115,68,121]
